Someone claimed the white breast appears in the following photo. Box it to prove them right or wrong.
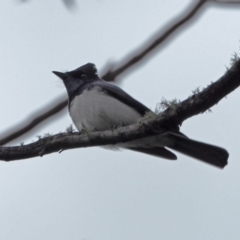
[69,87,141,131]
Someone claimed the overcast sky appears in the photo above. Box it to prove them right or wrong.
[0,1,240,240]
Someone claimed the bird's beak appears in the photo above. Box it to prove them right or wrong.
[52,71,67,80]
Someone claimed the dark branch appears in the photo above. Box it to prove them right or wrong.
[0,96,67,146]
[102,0,208,81]
[1,57,239,161]
[163,58,240,125]
[212,0,240,4]
[62,0,77,9]
[18,0,77,9]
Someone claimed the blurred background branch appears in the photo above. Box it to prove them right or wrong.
[19,0,77,9]
[212,0,240,3]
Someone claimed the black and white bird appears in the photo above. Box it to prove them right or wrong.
[53,63,228,168]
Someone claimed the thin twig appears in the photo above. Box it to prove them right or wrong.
[102,0,208,81]
[0,96,67,145]
[212,0,240,4]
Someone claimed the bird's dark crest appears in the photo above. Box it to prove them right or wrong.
[67,63,97,78]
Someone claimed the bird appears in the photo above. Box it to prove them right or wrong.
[53,63,229,168]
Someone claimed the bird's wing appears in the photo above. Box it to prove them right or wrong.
[93,81,151,116]
[127,146,177,160]
[93,81,183,133]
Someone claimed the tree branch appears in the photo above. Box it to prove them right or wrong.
[101,0,208,81]
[212,0,240,4]
[1,56,239,161]
[0,96,67,146]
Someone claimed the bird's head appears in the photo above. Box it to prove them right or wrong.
[53,63,99,97]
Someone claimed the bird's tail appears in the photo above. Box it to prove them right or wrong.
[165,133,228,168]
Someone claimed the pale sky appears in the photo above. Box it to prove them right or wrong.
[0,1,240,240]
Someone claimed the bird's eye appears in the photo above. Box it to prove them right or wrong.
[81,74,87,79]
